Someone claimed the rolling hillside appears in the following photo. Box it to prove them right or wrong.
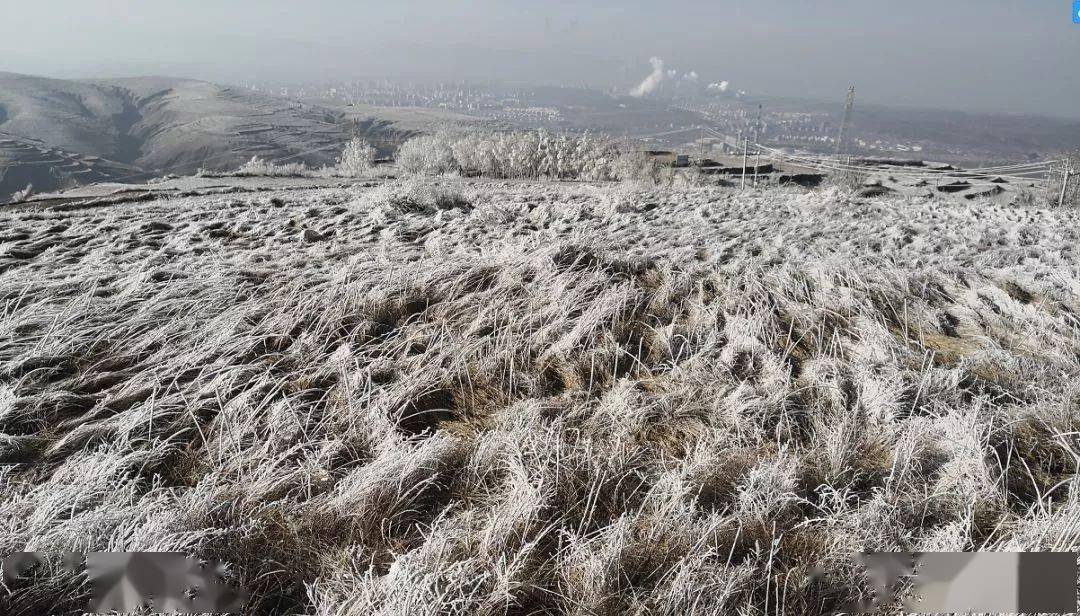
[0,72,475,201]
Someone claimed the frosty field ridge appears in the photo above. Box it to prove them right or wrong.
[2,179,1080,614]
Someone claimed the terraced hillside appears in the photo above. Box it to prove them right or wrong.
[0,135,142,201]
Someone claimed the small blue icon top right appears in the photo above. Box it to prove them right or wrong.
[1074,0,1080,23]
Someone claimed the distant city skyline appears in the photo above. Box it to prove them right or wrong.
[2,0,1078,119]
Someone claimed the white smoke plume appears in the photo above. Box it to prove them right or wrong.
[707,81,730,93]
[630,58,704,96]
[630,57,667,98]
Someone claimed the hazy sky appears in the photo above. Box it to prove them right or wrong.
[2,0,1078,118]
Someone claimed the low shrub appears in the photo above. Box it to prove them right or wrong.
[361,178,472,214]
[234,156,314,178]
[824,168,870,193]
[10,183,34,203]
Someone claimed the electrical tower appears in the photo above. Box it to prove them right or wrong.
[834,86,855,159]
[753,103,763,145]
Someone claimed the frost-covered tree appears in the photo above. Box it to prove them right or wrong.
[396,134,458,175]
[336,138,377,177]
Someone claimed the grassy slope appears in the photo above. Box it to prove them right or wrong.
[2,181,1080,614]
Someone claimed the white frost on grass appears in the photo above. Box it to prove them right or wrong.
[2,179,1080,613]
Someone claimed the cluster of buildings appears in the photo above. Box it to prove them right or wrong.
[677,100,932,158]
[242,81,575,128]
[493,106,564,124]
[240,80,507,111]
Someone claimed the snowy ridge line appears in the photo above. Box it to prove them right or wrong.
[774,160,1046,189]
[763,148,1057,176]
[750,142,1059,174]
[762,155,1047,189]
[758,149,1049,184]
[695,125,1059,180]
[750,142,1053,188]
[701,126,1061,173]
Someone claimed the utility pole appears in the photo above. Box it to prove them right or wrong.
[835,85,856,159]
[1059,161,1072,208]
[741,137,749,189]
[752,104,763,186]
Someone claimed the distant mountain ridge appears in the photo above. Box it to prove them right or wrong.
[0,72,473,201]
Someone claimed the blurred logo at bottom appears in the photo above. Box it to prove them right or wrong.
[848,552,1076,613]
[2,552,248,614]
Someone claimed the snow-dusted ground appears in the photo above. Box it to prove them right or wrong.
[3,179,1080,614]
[11,178,1077,272]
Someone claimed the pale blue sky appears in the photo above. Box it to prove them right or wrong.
[2,0,1078,118]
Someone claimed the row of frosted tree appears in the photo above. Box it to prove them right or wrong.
[395,129,656,182]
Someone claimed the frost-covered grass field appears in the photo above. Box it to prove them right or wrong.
[3,178,1080,614]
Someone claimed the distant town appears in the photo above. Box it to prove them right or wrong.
[236,78,1078,167]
